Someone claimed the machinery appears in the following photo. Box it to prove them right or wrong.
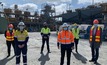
[100,3,107,41]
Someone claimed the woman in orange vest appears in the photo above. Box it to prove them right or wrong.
[57,23,74,65]
[89,19,102,64]
[4,24,15,57]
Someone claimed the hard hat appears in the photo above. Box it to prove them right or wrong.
[8,24,14,28]
[62,23,68,27]
[43,22,47,25]
[73,23,77,26]
[93,19,99,24]
[17,22,25,28]
[18,22,25,26]
[43,22,47,26]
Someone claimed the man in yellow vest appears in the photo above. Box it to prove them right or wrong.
[4,24,15,57]
[14,21,29,65]
[89,19,102,64]
[72,23,80,53]
[40,22,51,54]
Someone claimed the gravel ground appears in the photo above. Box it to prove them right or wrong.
[0,32,107,65]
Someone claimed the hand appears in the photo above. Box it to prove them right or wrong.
[21,44,25,48]
[41,35,43,37]
[48,35,50,37]
[18,45,22,48]
[57,46,59,49]
[71,46,74,50]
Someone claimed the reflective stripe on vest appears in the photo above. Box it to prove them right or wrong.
[6,30,14,41]
[90,26,101,43]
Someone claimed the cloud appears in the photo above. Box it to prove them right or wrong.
[78,0,107,4]
[10,3,38,11]
[55,3,68,15]
[23,0,71,4]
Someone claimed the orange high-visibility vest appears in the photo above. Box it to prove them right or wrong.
[6,30,14,41]
[89,26,101,43]
[57,30,74,44]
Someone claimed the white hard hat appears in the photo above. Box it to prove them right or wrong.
[62,23,68,27]
[18,22,25,26]
[17,22,25,28]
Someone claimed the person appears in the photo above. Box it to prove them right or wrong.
[14,22,29,65]
[40,22,51,54]
[57,23,74,65]
[89,19,102,64]
[4,24,15,57]
[72,23,80,53]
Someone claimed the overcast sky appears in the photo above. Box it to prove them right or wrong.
[0,0,107,15]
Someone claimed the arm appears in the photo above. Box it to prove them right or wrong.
[100,27,102,44]
[70,32,74,43]
[24,30,29,44]
[14,30,18,45]
[57,32,61,49]
[41,28,43,35]
[48,28,51,36]
[25,37,29,44]
[70,32,74,47]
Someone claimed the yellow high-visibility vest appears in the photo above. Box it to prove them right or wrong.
[41,28,50,34]
[14,30,28,42]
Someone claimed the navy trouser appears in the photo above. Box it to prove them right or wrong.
[91,46,99,62]
[60,44,72,65]
[41,36,50,52]
[16,44,27,65]
[74,38,79,52]
[6,41,15,56]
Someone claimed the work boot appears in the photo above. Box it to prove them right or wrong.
[89,59,94,62]
[48,51,51,53]
[76,50,78,53]
[6,54,10,58]
[40,51,43,54]
[94,61,98,64]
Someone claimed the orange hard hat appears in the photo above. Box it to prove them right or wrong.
[8,24,14,28]
[93,19,99,24]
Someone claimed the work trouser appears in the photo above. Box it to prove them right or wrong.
[74,38,79,52]
[16,44,27,65]
[91,46,99,62]
[41,36,50,52]
[6,41,15,56]
[60,44,72,65]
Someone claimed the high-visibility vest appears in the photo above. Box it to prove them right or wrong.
[41,27,50,34]
[57,30,74,44]
[14,30,28,42]
[72,28,79,39]
[6,30,14,41]
[89,26,101,43]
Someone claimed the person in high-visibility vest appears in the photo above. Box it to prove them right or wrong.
[14,21,29,65]
[4,24,15,57]
[57,23,74,65]
[40,22,51,54]
[89,19,102,64]
[72,23,80,53]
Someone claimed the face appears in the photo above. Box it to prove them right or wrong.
[74,26,77,28]
[9,28,13,30]
[19,25,25,31]
[94,24,98,27]
[63,27,68,30]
